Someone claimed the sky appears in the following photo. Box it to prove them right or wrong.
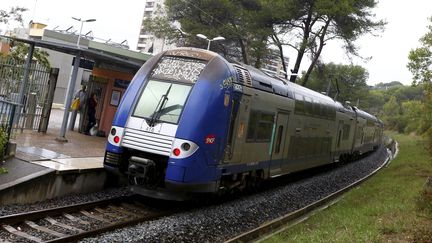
[1,0,432,86]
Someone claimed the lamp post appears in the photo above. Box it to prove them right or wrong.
[72,17,96,47]
[196,34,225,50]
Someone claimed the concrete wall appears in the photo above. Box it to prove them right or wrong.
[0,170,109,205]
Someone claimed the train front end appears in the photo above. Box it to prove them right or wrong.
[104,48,237,199]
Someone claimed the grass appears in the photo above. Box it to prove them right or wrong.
[265,132,432,243]
[0,167,7,174]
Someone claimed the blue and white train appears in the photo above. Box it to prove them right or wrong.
[104,47,383,200]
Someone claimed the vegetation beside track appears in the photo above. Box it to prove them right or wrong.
[0,127,8,174]
[265,132,432,242]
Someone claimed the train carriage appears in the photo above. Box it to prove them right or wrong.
[104,47,383,200]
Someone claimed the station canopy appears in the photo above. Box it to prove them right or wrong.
[1,35,150,70]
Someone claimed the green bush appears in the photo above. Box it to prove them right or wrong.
[0,127,8,157]
[0,127,7,174]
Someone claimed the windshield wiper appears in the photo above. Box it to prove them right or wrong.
[149,84,172,127]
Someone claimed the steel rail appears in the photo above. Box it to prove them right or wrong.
[0,194,175,242]
[45,210,172,243]
[0,195,135,225]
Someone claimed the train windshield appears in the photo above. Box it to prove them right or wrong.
[133,80,192,124]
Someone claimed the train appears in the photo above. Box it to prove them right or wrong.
[104,47,383,200]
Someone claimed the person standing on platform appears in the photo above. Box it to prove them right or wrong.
[69,85,87,132]
[85,92,97,135]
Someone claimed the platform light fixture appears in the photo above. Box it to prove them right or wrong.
[72,17,96,47]
[196,34,225,50]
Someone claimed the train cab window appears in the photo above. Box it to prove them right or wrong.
[246,110,274,142]
[133,80,192,124]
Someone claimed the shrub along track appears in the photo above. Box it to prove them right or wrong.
[226,145,396,242]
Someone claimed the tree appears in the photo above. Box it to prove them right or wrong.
[407,16,432,151]
[272,0,385,85]
[0,6,50,69]
[143,0,383,86]
[8,41,51,69]
[401,100,424,134]
[382,96,404,132]
[303,62,370,107]
[0,6,27,28]
[408,17,432,85]
[144,0,276,67]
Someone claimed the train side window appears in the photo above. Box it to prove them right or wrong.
[342,124,350,140]
[313,100,320,117]
[337,130,342,148]
[294,93,305,115]
[274,125,284,154]
[256,113,274,141]
[246,110,274,142]
[226,98,240,158]
[246,111,259,141]
[304,97,313,115]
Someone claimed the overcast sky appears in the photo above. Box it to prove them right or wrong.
[2,0,432,85]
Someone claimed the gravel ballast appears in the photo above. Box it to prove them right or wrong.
[83,147,390,242]
[0,147,390,242]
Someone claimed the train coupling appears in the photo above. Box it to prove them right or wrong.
[128,156,156,185]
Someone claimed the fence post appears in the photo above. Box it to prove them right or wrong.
[25,93,37,129]
[39,68,59,133]
[6,104,16,141]
[18,43,35,105]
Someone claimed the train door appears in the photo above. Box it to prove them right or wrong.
[224,94,251,163]
[269,112,289,177]
[334,120,344,162]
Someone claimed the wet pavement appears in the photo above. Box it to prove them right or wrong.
[1,108,107,193]
[11,108,106,158]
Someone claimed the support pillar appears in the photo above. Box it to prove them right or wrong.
[57,52,81,142]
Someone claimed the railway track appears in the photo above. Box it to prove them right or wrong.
[0,195,174,242]
[225,147,395,243]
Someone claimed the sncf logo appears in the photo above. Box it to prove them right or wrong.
[205,134,216,144]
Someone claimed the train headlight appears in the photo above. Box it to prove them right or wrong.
[170,139,198,158]
[108,126,124,146]
[181,142,191,151]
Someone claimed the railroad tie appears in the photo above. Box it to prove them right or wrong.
[45,217,85,233]
[95,207,126,220]
[120,202,148,213]
[2,225,43,243]
[108,205,140,218]
[63,213,90,225]
[25,221,67,238]
[80,210,111,223]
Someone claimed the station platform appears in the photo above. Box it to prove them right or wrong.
[0,108,111,205]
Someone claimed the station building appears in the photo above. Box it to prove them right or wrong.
[2,23,151,136]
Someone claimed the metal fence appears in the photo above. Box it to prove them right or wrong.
[0,99,20,155]
[0,57,52,131]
